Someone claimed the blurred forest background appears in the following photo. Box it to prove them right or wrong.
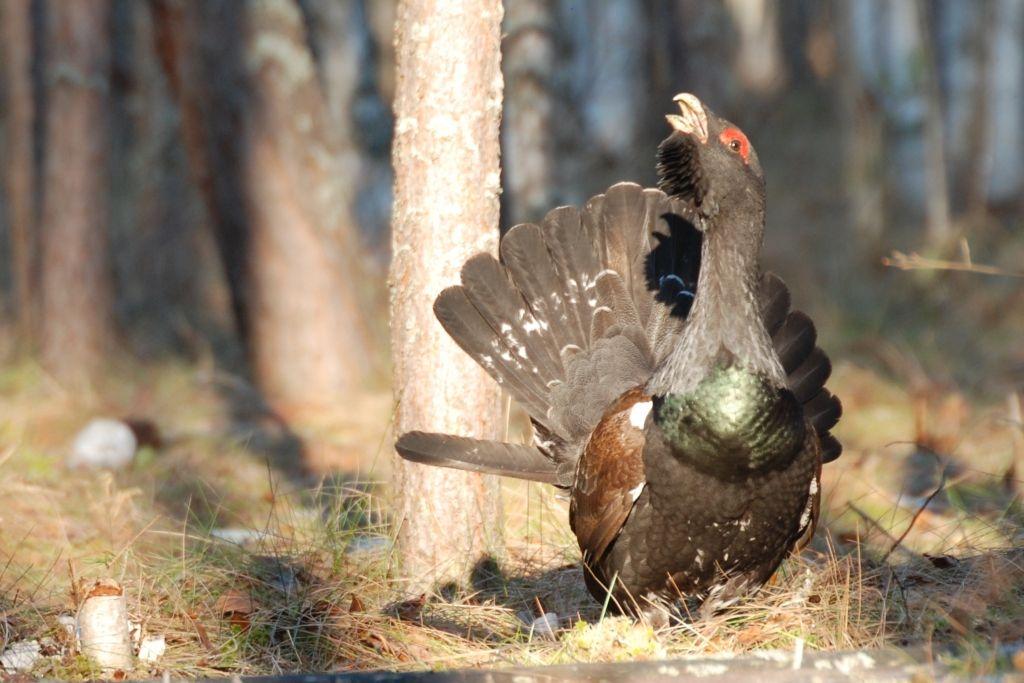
[2,0,1022,403]
[1,0,1024,677]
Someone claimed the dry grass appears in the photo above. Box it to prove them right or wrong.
[2,355,1024,679]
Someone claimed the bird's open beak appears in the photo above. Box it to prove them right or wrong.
[666,93,708,144]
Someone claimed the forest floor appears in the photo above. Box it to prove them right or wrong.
[1,351,1024,680]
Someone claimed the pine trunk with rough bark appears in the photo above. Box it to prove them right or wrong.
[390,0,505,592]
[2,0,37,343]
[39,0,115,381]
[153,0,369,412]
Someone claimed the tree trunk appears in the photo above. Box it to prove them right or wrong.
[364,0,397,107]
[724,0,787,95]
[153,0,370,412]
[390,0,504,592]
[834,0,885,250]
[914,0,952,249]
[960,0,994,222]
[2,0,38,343]
[502,0,555,225]
[984,0,1024,206]
[39,0,115,381]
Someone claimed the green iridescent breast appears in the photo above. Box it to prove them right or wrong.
[652,364,806,476]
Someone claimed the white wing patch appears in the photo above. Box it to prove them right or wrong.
[798,474,819,530]
[628,481,646,502]
[629,400,653,429]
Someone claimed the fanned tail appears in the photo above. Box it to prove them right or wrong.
[760,274,843,463]
[401,183,702,486]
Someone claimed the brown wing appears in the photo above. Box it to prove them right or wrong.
[570,387,650,564]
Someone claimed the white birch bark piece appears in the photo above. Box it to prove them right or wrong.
[77,579,133,672]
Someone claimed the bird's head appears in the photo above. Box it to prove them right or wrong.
[656,93,764,224]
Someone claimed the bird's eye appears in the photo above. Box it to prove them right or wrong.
[718,127,750,163]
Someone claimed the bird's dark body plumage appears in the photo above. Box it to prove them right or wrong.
[395,94,842,616]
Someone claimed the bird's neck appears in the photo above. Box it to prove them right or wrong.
[648,201,784,395]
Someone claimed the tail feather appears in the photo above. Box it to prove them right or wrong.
[759,273,791,336]
[599,184,658,327]
[541,205,603,349]
[774,311,817,373]
[589,306,617,342]
[460,254,565,393]
[819,433,842,463]
[761,274,843,463]
[595,271,642,330]
[433,287,556,430]
[395,432,559,484]
[500,222,585,354]
[805,388,842,432]
[789,348,832,404]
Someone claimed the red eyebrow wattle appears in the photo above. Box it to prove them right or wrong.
[719,127,750,163]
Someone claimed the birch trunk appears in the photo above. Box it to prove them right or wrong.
[390,0,504,592]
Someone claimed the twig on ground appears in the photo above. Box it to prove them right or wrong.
[882,461,947,563]
[882,247,1024,278]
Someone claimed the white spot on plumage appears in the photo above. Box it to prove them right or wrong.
[628,401,653,429]
[799,504,812,529]
[500,323,512,333]
[628,482,645,502]
[798,475,819,531]
[522,317,544,334]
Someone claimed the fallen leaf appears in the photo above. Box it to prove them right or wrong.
[215,589,255,617]
[349,594,365,613]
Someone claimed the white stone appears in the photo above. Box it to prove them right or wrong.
[68,419,137,470]
[1,640,41,673]
[137,635,166,663]
[57,614,76,638]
